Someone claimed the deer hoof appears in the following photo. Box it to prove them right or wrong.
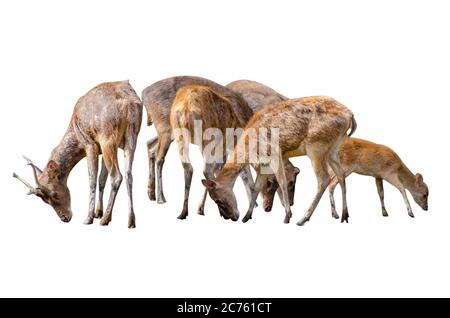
[100,214,111,226]
[148,190,156,201]
[296,217,309,226]
[83,217,94,225]
[157,196,167,204]
[242,215,251,223]
[408,212,415,218]
[197,207,205,216]
[128,216,136,229]
[332,211,339,219]
[177,213,187,220]
[382,209,389,217]
[94,207,103,219]
[284,216,291,224]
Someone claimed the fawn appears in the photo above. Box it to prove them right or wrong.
[328,137,428,218]
[13,81,142,228]
[202,96,356,225]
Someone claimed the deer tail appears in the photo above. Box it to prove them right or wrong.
[348,114,357,137]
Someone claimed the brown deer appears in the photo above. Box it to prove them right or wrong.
[327,137,429,218]
[202,96,357,225]
[226,80,300,212]
[13,81,142,228]
[142,76,255,206]
[170,85,259,219]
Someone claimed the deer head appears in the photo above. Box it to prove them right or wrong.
[410,173,429,211]
[261,166,300,212]
[13,156,72,222]
[201,179,239,221]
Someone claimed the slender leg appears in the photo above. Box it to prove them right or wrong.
[328,177,340,219]
[400,188,414,218]
[375,178,389,217]
[124,146,136,228]
[147,137,158,201]
[269,155,292,224]
[197,162,216,215]
[385,176,414,218]
[84,144,99,225]
[155,133,173,204]
[99,144,123,226]
[328,151,349,223]
[175,136,193,220]
[240,166,256,206]
[297,155,330,226]
[95,158,108,219]
[242,167,268,223]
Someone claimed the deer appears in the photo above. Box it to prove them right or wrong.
[226,79,300,212]
[327,137,428,218]
[13,80,142,228]
[142,76,256,208]
[202,96,357,225]
[170,85,261,219]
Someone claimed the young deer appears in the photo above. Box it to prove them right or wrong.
[202,96,357,225]
[226,79,300,212]
[328,137,428,218]
[13,81,142,228]
[142,76,254,205]
[170,85,257,220]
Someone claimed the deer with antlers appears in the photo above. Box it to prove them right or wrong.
[202,96,357,225]
[13,81,142,228]
[226,80,300,212]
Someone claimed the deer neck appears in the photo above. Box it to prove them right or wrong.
[398,164,416,192]
[216,161,246,188]
[49,126,85,183]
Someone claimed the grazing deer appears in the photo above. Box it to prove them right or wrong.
[13,81,142,228]
[142,76,255,206]
[170,85,258,219]
[202,96,356,225]
[226,79,300,212]
[328,137,428,218]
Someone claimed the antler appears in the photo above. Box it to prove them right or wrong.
[12,172,37,195]
[13,156,44,195]
[22,155,41,187]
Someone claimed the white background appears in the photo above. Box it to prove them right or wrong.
[0,0,448,297]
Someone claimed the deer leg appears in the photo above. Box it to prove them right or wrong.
[84,145,99,225]
[124,146,137,229]
[156,133,173,204]
[297,154,330,226]
[328,176,340,219]
[197,162,217,215]
[175,137,192,220]
[269,155,292,224]
[385,176,414,218]
[375,178,389,217]
[99,144,122,226]
[147,137,158,201]
[240,166,257,206]
[95,158,107,219]
[242,167,268,223]
[328,150,349,223]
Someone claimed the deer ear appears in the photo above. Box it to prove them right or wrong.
[294,167,300,175]
[46,160,60,179]
[202,179,217,190]
[415,173,424,187]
